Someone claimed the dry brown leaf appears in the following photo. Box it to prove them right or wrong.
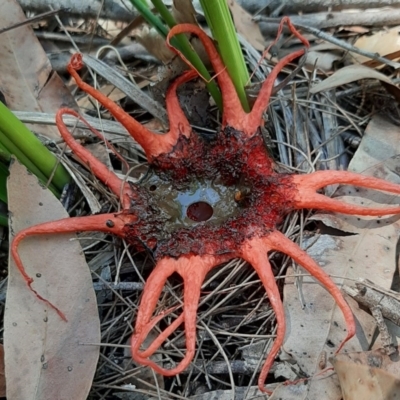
[280,234,398,399]
[5,160,100,399]
[346,114,400,181]
[312,42,344,52]
[340,26,369,34]
[172,0,198,25]
[135,0,198,65]
[352,27,400,66]
[309,65,400,98]
[305,43,343,71]
[136,26,176,64]
[332,348,400,400]
[227,0,264,51]
[0,0,77,139]
[305,50,342,72]
[275,115,400,399]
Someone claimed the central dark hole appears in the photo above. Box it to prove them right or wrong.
[187,201,213,222]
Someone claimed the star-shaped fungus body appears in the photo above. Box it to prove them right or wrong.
[11,18,400,394]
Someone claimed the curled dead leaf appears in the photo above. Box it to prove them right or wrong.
[332,348,400,400]
[310,65,400,95]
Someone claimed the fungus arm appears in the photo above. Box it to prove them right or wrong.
[164,70,197,141]
[11,213,130,321]
[240,236,286,395]
[264,230,356,353]
[56,108,132,208]
[131,257,179,368]
[293,171,400,216]
[167,21,309,138]
[67,54,193,159]
[131,255,220,376]
[248,18,309,135]
[167,24,246,132]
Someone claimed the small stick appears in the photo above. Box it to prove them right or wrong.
[343,280,400,326]
[0,9,66,35]
[293,23,400,69]
[254,10,400,30]
[370,305,396,355]
[253,17,400,70]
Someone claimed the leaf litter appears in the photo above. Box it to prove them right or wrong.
[0,0,77,140]
[273,114,400,399]
[5,160,100,399]
[332,347,400,400]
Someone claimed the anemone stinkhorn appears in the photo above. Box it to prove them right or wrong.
[11,18,400,393]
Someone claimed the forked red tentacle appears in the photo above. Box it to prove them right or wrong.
[245,49,306,134]
[131,257,188,374]
[165,70,197,140]
[56,108,133,208]
[131,255,221,375]
[67,54,193,159]
[240,237,286,395]
[132,263,204,364]
[12,213,131,321]
[167,24,246,131]
[265,230,356,353]
[133,258,177,330]
[293,171,400,215]
[133,311,184,360]
[247,18,309,134]
[58,109,130,171]
[167,22,309,138]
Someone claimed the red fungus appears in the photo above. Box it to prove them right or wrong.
[11,18,400,394]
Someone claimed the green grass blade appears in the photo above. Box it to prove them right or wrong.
[0,162,8,204]
[0,128,59,196]
[0,142,11,161]
[0,128,48,182]
[150,0,176,27]
[0,102,69,191]
[199,0,250,111]
[130,0,222,110]
[169,35,222,109]
[0,211,8,227]
[130,0,169,37]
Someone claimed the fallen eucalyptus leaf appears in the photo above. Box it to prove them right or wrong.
[5,160,100,399]
[332,347,400,400]
[0,0,77,139]
[310,65,400,102]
